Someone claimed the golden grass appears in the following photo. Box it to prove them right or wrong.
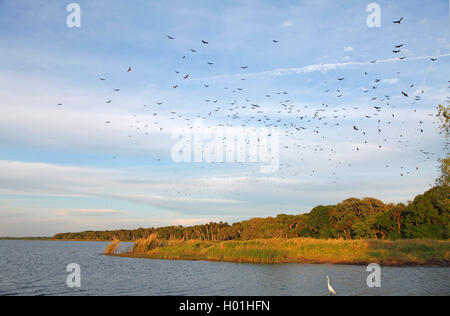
[103,239,121,255]
[132,234,161,253]
[105,237,450,266]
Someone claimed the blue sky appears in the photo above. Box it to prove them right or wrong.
[0,0,449,236]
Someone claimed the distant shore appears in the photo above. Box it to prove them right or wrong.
[105,238,450,267]
[0,237,53,241]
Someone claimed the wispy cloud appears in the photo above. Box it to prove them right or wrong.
[196,53,450,81]
[282,21,294,27]
[55,209,123,216]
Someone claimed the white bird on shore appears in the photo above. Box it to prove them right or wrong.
[327,276,337,296]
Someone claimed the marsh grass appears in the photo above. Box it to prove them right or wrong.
[103,239,121,255]
[132,234,160,253]
[105,237,450,266]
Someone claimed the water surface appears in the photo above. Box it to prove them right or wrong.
[0,240,448,296]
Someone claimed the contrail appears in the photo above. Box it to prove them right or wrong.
[194,53,450,82]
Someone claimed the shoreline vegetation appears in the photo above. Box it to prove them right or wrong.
[55,185,449,243]
[104,236,450,266]
[4,182,449,266]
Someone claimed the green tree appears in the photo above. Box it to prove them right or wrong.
[437,104,449,136]
[307,206,333,238]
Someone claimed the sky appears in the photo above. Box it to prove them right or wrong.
[0,0,449,237]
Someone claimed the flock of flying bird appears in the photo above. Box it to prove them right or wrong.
[58,16,448,186]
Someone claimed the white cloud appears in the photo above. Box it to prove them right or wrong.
[54,209,123,216]
[381,78,400,85]
[344,46,354,52]
[197,53,450,81]
[282,21,294,27]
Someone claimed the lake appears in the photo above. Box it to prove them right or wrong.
[0,240,449,296]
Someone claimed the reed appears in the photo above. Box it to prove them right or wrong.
[132,233,161,253]
[109,237,450,266]
[103,239,121,255]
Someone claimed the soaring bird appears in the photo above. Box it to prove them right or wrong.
[402,91,409,97]
[273,40,279,43]
[395,44,404,48]
[167,35,175,40]
[393,50,401,54]
[201,40,209,44]
[127,67,132,72]
[393,17,403,24]
[241,66,248,69]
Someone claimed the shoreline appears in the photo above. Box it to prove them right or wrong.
[104,238,450,267]
[110,253,450,267]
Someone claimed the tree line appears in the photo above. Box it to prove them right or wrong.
[54,184,449,241]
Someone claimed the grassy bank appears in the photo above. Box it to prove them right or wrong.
[105,237,450,266]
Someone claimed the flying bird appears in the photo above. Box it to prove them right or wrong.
[167,35,175,40]
[393,17,403,24]
[127,67,132,72]
[201,40,209,44]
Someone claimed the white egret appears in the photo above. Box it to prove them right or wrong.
[327,276,337,296]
